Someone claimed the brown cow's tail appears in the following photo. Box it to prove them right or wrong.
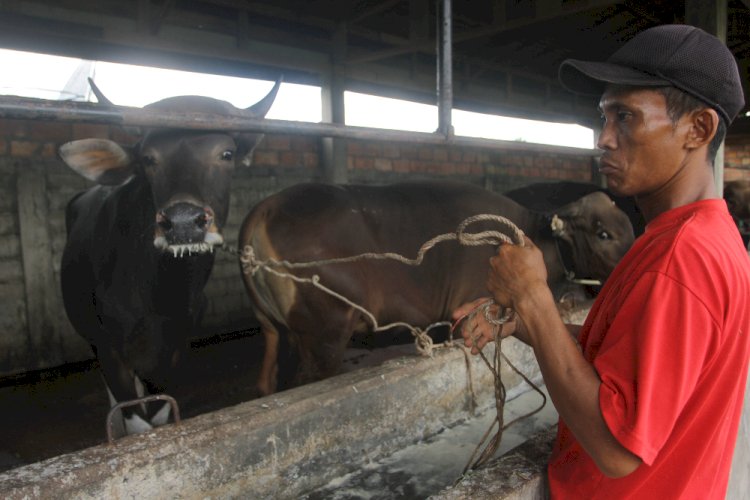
[238,203,296,332]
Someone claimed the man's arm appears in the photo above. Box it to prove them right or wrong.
[514,283,641,478]
[454,239,641,478]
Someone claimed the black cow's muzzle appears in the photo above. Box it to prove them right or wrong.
[153,202,223,256]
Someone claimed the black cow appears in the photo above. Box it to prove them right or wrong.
[59,78,280,436]
[238,180,634,395]
[504,181,645,237]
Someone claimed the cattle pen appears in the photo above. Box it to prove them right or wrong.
[0,87,749,499]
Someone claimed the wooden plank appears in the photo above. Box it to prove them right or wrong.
[16,165,64,367]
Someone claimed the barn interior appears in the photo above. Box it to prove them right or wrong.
[0,0,749,497]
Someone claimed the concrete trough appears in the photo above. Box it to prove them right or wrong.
[0,337,552,499]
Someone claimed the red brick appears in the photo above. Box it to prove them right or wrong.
[252,150,279,166]
[72,123,109,140]
[354,157,373,169]
[110,126,138,145]
[0,119,29,138]
[462,151,477,162]
[418,149,433,160]
[27,121,72,143]
[383,144,400,158]
[347,142,366,155]
[393,160,410,172]
[289,136,315,152]
[303,152,318,168]
[264,135,291,150]
[400,145,418,159]
[280,151,302,166]
[40,143,57,158]
[433,147,448,161]
[374,158,392,171]
[10,140,39,157]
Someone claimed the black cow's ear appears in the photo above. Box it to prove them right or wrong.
[59,139,136,186]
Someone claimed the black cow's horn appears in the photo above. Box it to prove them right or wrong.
[88,77,115,107]
[244,76,283,117]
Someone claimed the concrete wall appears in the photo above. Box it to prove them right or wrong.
[0,115,599,376]
[0,340,546,499]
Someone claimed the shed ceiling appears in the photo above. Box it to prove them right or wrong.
[1,0,749,132]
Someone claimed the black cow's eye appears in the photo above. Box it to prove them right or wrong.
[597,230,611,240]
[221,150,234,161]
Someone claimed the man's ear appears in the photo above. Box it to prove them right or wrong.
[685,108,719,150]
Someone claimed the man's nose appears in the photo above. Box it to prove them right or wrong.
[596,121,616,150]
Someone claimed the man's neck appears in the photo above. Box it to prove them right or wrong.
[635,164,717,223]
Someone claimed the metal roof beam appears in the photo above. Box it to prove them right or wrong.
[347,0,622,65]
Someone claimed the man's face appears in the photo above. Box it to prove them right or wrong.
[597,87,691,198]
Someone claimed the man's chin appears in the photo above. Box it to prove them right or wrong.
[603,179,633,198]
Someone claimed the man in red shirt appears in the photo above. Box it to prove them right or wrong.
[455,24,750,499]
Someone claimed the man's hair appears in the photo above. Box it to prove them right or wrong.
[656,86,727,163]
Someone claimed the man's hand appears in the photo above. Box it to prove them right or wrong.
[451,297,526,354]
[487,236,548,311]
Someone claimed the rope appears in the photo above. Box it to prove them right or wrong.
[232,213,545,475]
[452,300,547,476]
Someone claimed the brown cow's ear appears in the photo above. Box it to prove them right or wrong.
[59,139,135,186]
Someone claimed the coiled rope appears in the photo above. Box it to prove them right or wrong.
[233,213,546,475]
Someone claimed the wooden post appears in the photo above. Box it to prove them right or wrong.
[17,164,65,367]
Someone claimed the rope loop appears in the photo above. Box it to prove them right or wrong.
[455,213,526,248]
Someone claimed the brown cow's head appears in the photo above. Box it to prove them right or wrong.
[548,191,634,283]
[58,78,281,257]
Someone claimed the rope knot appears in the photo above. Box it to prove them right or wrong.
[240,245,262,275]
[413,328,435,357]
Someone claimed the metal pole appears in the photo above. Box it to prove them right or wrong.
[0,96,599,154]
[436,0,453,138]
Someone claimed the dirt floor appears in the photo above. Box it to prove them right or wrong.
[0,326,427,473]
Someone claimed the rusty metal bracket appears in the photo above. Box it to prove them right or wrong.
[106,393,181,444]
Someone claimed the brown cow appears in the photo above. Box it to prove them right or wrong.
[239,180,634,395]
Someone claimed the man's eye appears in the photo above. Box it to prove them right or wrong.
[617,111,632,122]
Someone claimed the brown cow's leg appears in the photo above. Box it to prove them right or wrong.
[257,319,280,396]
[292,314,355,386]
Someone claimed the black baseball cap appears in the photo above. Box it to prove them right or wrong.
[559,24,746,124]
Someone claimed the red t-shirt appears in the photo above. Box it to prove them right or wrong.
[548,199,750,499]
